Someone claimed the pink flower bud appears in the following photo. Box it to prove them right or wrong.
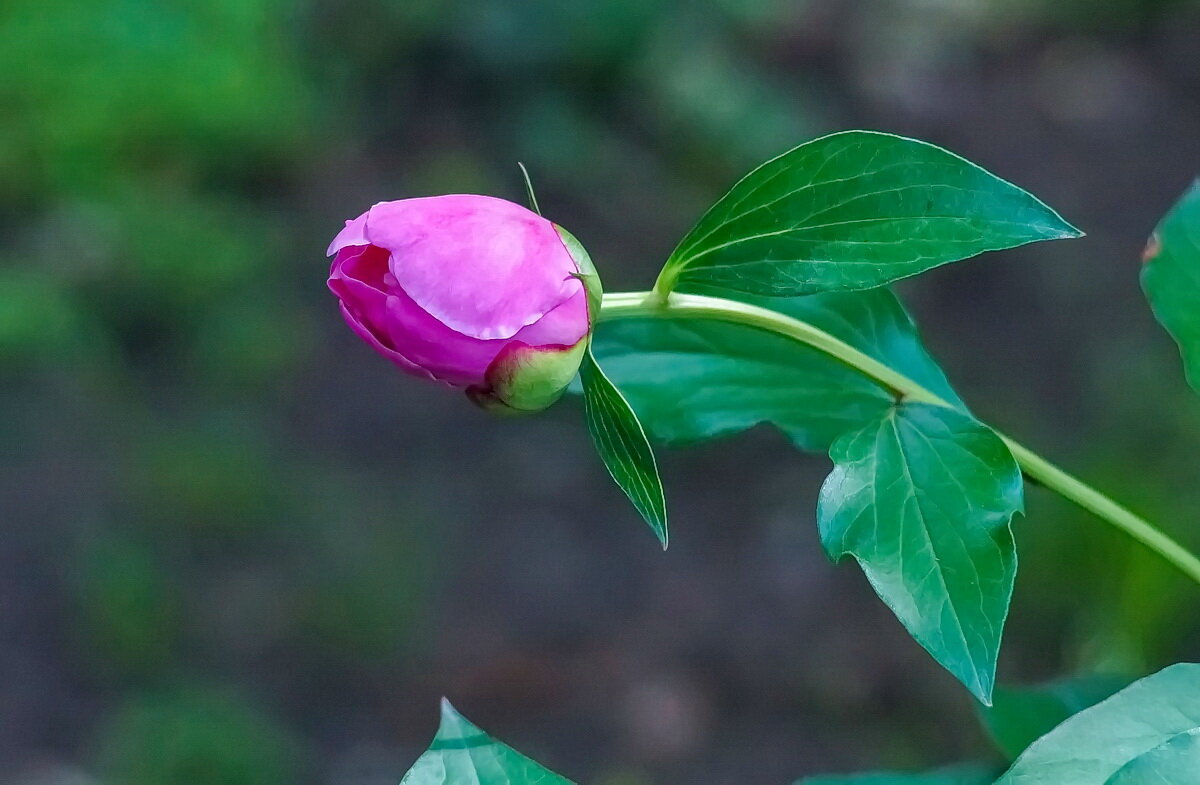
[327,195,595,412]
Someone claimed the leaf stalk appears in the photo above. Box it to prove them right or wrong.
[599,290,1200,586]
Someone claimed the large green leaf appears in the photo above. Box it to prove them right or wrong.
[1141,179,1200,393]
[400,699,573,785]
[1106,729,1200,785]
[589,286,962,452]
[796,764,994,785]
[579,348,669,546]
[657,131,1081,297]
[980,674,1131,760]
[817,403,1023,703]
[995,663,1200,785]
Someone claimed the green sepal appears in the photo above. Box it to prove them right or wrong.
[556,224,603,321]
[466,224,599,414]
[468,336,588,414]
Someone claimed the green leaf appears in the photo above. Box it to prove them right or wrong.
[657,130,1081,297]
[518,162,542,215]
[1141,179,1200,393]
[1106,729,1200,785]
[588,286,962,452]
[580,348,669,546]
[796,764,994,785]
[980,674,1131,760]
[401,699,574,785]
[817,403,1023,703]
[995,663,1200,785]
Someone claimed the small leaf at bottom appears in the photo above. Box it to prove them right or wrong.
[994,663,1200,785]
[980,674,1131,760]
[400,699,574,785]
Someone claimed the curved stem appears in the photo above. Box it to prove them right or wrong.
[599,290,1200,586]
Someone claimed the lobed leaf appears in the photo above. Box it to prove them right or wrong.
[817,403,1023,703]
[1141,179,1200,393]
[658,130,1080,297]
[579,348,669,546]
[400,699,573,785]
[589,285,962,452]
[995,663,1200,785]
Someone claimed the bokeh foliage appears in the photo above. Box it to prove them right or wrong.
[2,0,1199,782]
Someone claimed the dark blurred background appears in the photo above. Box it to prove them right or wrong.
[3,0,1200,783]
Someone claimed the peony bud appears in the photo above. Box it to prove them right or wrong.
[327,195,596,413]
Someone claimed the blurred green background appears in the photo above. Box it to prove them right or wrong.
[2,0,1200,783]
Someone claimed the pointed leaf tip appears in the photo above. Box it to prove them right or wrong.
[659,130,1084,297]
[817,403,1022,703]
[579,349,669,547]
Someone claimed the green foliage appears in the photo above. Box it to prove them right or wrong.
[979,674,1131,760]
[0,0,312,199]
[96,686,298,785]
[1141,180,1200,393]
[0,268,91,361]
[579,350,668,546]
[401,700,573,785]
[589,286,962,451]
[296,488,428,662]
[817,404,1023,703]
[75,532,181,672]
[656,131,1081,297]
[125,421,286,538]
[1105,729,1200,785]
[796,765,994,785]
[995,663,1200,784]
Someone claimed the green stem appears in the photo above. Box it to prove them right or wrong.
[599,290,1200,586]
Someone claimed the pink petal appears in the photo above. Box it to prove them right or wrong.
[364,195,581,340]
[327,211,370,256]
[328,242,508,387]
[379,287,505,387]
[509,288,589,347]
[337,303,437,381]
[329,246,436,381]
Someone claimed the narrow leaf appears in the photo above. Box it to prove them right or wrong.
[817,403,1023,703]
[995,663,1200,785]
[588,285,963,452]
[580,348,669,546]
[1141,179,1200,393]
[518,162,541,215]
[980,674,1131,760]
[658,130,1081,297]
[796,765,994,785]
[401,699,574,785]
